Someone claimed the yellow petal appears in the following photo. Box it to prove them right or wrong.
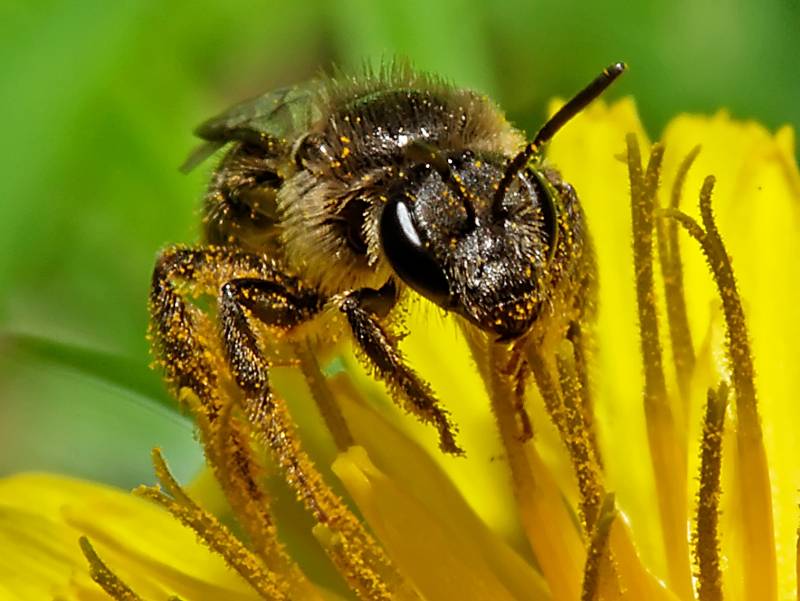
[334,387,550,601]
[0,473,261,600]
[333,446,547,601]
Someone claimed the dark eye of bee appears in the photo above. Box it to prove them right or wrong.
[380,196,450,305]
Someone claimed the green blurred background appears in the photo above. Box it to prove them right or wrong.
[1,0,798,488]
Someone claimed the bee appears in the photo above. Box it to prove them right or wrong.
[150,62,625,455]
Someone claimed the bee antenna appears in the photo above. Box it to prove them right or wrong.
[441,163,477,230]
[493,62,627,211]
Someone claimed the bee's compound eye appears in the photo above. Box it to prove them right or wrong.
[380,197,450,305]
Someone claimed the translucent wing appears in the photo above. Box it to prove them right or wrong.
[195,84,318,142]
[181,84,319,172]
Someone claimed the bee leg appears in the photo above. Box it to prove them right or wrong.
[150,246,229,417]
[339,287,463,456]
[150,245,303,416]
[217,277,339,518]
[216,276,326,400]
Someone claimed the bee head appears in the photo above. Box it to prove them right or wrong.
[379,151,562,340]
[378,63,626,339]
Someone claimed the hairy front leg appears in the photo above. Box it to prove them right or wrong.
[339,283,463,455]
[216,276,340,515]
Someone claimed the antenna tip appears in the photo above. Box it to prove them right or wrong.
[608,62,627,75]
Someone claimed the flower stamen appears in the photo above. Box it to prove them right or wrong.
[581,494,618,601]
[78,536,144,601]
[185,389,312,593]
[627,134,693,599]
[567,322,603,468]
[555,340,604,531]
[656,145,701,409]
[242,392,401,600]
[294,340,355,451]
[525,340,605,526]
[136,449,292,600]
[484,339,584,601]
[668,175,778,601]
[693,381,728,601]
[183,341,406,599]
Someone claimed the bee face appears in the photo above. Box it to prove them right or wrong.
[380,151,558,340]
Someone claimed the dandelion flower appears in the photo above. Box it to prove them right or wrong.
[1,98,798,601]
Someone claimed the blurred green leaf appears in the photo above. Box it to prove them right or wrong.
[0,334,199,488]
[1,333,176,414]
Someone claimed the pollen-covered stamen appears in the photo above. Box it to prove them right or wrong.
[580,494,618,601]
[517,338,606,539]
[242,391,400,601]
[656,145,701,408]
[79,536,143,601]
[526,344,568,438]
[627,134,694,600]
[525,340,605,533]
[668,175,778,601]
[174,388,408,601]
[567,322,603,469]
[555,340,604,532]
[697,178,760,428]
[504,348,534,441]
[215,405,313,583]
[137,448,293,601]
[482,339,584,601]
[294,340,354,451]
[182,388,310,591]
[693,382,728,601]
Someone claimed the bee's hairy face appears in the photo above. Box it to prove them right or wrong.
[380,151,560,340]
